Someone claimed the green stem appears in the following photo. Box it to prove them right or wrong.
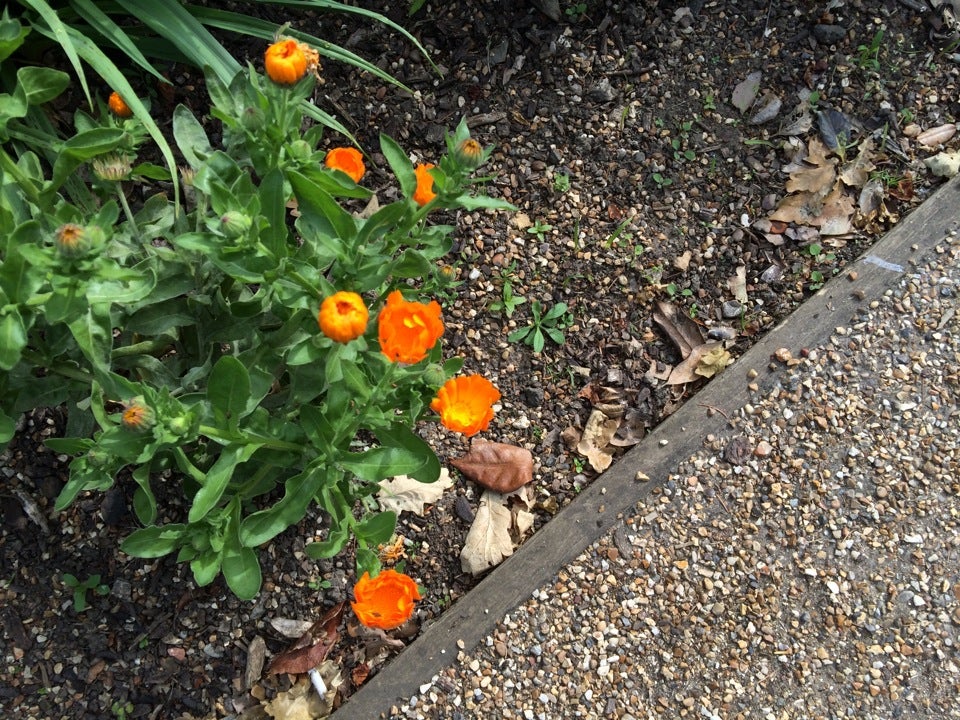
[286,269,323,301]
[171,447,206,484]
[0,147,41,207]
[117,185,140,239]
[111,338,172,359]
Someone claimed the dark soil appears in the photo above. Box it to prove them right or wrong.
[2,0,958,717]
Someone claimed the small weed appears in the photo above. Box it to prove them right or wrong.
[603,218,633,248]
[488,279,527,318]
[572,457,585,474]
[111,701,134,720]
[806,90,821,110]
[898,107,915,125]
[527,219,553,241]
[565,2,587,20]
[855,28,884,71]
[307,578,332,591]
[703,94,716,112]
[553,172,571,193]
[651,172,673,189]
[870,169,904,187]
[62,573,109,612]
[508,300,572,353]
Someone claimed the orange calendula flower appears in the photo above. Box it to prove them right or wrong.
[121,397,155,430]
[264,39,307,85]
[351,569,421,630]
[108,91,132,118]
[412,163,437,206]
[431,375,501,437]
[378,290,443,364]
[55,223,89,257]
[318,291,369,343]
[324,147,365,183]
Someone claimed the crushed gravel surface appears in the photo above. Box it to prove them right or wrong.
[389,232,960,719]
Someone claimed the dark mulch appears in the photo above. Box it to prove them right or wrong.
[2,0,957,717]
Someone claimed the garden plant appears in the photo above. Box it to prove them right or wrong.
[0,26,514,608]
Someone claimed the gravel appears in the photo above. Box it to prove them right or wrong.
[386,231,960,718]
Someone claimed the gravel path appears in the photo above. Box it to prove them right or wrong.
[386,232,960,718]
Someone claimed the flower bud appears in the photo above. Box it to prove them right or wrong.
[288,140,312,161]
[121,397,155,431]
[241,106,265,132]
[422,363,447,387]
[91,153,132,182]
[453,138,484,169]
[167,413,193,436]
[218,211,253,239]
[55,224,90,257]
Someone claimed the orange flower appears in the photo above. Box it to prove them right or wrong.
[264,39,307,85]
[121,397,154,430]
[55,223,89,257]
[378,290,443,364]
[108,91,132,118]
[324,147,365,183]
[318,291,369,343]
[351,569,421,630]
[412,163,437,206]
[431,375,500,437]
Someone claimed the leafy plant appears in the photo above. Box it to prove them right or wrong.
[565,2,588,20]
[651,172,673,188]
[527,219,553,241]
[1,42,513,599]
[111,701,134,720]
[488,279,527,318]
[508,300,571,353]
[855,28,884,71]
[62,573,109,612]
[553,172,571,193]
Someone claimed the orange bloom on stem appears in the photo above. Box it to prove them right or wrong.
[412,163,437,206]
[264,39,307,85]
[108,91,132,118]
[431,375,500,437]
[351,569,421,630]
[121,397,154,430]
[318,291,369,343]
[324,147,365,183]
[378,290,443,364]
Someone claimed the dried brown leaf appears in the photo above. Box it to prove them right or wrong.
[266,602,345,676]
[376,469,454,516]
[450,441,533,494]
[769,191,827,225]
[916,123,957,147]
[666,341,723,385]
[577,408,619,472]
[814,184,855,235]
[652,300,704,359]
[728,265,748,304]
[839,137,875,188]
[694,345,733,378]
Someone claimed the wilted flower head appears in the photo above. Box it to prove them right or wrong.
[108,91,133,118]
[412,163,437,206]
[264,38,308,85]
[324,147,365,183]
[318,291,369,343]
[431,375,500,437]
[377,290,443,364]
[351,569,421,630]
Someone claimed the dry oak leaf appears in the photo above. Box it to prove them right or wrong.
[814,183,855,236]
[839,137,876,188]
[376,469,454,516]
[460,490,515,574]
[785,138,836,195]
[666,341,730,385]
[450,440,533,494]
[652,300,704,359]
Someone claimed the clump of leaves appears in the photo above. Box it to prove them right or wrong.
[62,573,109,612]
[508,300,571,353]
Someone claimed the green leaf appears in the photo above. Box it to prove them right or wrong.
[68,0,169,84]
[207,356,250,429]
[356,511,397,546]
[190,548,223,587]
[239,465,329,547]
[380,134,415,197]
[454,194,517,211]
[131,465,157,525]
[0,407,15,446]
[545,327,565,345]
[543,302,569,321]
[188,443,262,523]
[86,268,157,304]
[16,66,70,105]
[532,328,545,353]
[340,445,431,483]
[0,17,31,64]
[44,437,96,455]
[67,305,112,377]
[172,104,213,171]
[288,169,357,244]
[304,527,348,559]
[222,542,261,600]
[120,524,187,558]
[375,423,440,483]
[0,310,27,370]
[19,0,92,104]
[259,168,289,258]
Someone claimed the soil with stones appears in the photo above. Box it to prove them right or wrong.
[2,0,958,717]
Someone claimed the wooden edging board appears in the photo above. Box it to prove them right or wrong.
[333,174,960,719]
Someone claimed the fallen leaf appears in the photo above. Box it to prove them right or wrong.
[460,491,515,574]
[749,92,782,125]
[514,508,535,536]
[513,212,532,230]
[666,341,726,385]
[924,150,960,178]
[271,618,316,639]
[376,469,454,516]
[769,191,827,225]
[673,249,692,271]
[916,123,957,147]
[652,300,704,359]
[608,407,647,447]
[839,137,876,188]
[351,663,370,687]
[817,109,853,150]
[815,183,855,235]
[727,265,748,304]
[731,71,762,114]
[577,408,619,472]
[695,345,733,378]
[264,678,326,720]
[777,103,813,136]
[267,602,345,676]
[245,636,266,689]
[450,441,533,494]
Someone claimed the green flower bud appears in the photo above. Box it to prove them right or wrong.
[218,211,253,239]
[167,413,193,436]
[423,362,447,387]
[453,138,484,170]
[55,224,90,257]
[288,140,312,161]
[241,106,266,132]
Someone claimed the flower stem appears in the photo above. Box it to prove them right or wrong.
[199,423,303,453]
[117,185,140,239]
